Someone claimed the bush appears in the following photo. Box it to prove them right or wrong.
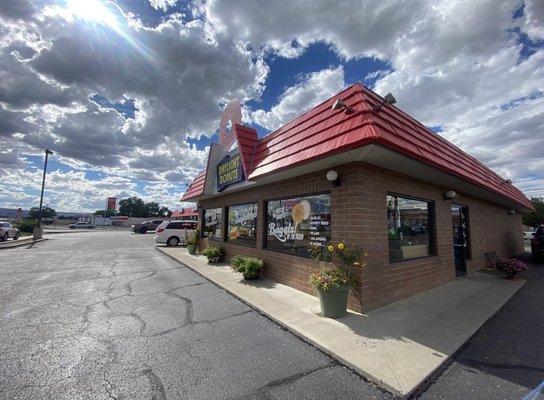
[231,255,263,279]
[187,229,199,245]
[16,219,39,233]
[202,246,223,263]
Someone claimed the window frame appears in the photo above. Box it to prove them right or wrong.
[225,201,259,247]
[263,191,332,258]
[202,207,223,241]
[386,192,437,264]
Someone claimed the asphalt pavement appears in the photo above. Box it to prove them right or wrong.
[0,231,390,400]
[1,230,542,399]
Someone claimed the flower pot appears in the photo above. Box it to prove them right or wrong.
[317,285,350,319]
[187,243,197,254]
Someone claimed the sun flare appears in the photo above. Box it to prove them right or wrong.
[65,0,119,28]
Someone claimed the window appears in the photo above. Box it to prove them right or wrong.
[227,203,258,246]
[387,194,434,262]
[266,193,331,258]
[167,222,184,229]
[203,208,222,239]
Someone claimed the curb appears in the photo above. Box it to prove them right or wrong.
[0,238,48,250]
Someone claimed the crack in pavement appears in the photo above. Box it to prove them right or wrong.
[141,366,167,400]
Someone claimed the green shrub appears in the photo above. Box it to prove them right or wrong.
[231,255,263,279]
[202,246,223,263]
[16,219,39,233]
[231,255,246,270]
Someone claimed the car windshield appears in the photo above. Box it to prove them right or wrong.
[157,221,169,229]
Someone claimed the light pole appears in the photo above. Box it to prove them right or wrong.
[37,149,53,229]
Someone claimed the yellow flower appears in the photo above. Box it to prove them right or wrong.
[327,245,334,252]
[353,262,360,266]
[337,243,345,250]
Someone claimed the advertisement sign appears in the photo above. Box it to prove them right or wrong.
[217,154,244,191]
[106,197,117,211]
[266,194,331,258]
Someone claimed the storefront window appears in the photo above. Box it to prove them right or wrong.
[266,193,331,258]
[203,208,222,239]
[227,203,258,246]
[387,194,434,262]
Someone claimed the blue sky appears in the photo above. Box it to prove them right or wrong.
[0,0,543,212]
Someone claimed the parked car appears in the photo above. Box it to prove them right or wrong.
[0,221,19,241]
[524,230,536,240]
[68,222,95,229]
[131,220,164,234]
[155,220,197,246]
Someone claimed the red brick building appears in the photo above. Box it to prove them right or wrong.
[182,83,533,312]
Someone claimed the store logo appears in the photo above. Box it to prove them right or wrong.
[268,223,304,242]
[217,153,244,191]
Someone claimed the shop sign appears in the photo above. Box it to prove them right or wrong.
[217,154,244,191]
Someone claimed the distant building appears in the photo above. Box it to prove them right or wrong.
[170,208,198,221]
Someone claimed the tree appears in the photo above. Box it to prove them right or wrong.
[523,198,544,228]
[29,206,56,220]
[145,201,160,217]
[159,206,172,217]
[94,209,117,218]
[118,197,148,217]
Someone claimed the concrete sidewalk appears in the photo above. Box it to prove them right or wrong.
[157,246,525,398]
[0,237,47,249]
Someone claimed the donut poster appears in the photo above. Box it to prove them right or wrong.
[267,194,331,257]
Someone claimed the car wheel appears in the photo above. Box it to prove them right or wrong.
[69,226,75,229]
[1,233,7,242]
[166,236,180,246]
[13,233,19,240]
[140,227,148,234]
[88,226,94,229]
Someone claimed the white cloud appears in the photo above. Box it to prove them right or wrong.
[148,0,178,12]
[252,66,345,131]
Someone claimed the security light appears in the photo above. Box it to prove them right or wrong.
[374,92,397,112]
[326,170,341,187]
[507,209,516,215]
[331,98,353,114]
[444,190,457,200]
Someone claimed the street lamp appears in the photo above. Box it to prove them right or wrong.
[37,149,53,229]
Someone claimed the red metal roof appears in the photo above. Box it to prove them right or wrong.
[182,83,532,210]
[181,170,206,201]
[234,123,258,177]
[171,208,198,218]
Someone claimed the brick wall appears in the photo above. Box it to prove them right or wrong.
[198,162,523,312]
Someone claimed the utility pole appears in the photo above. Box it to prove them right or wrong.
[37,149,53,229]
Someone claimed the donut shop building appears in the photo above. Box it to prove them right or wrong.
[182,83,533,312]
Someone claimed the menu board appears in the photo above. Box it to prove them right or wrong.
[266,194,331,257]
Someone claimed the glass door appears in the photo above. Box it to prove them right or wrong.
[451,204,470,276]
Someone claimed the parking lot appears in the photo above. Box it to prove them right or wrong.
[0,230,542,399]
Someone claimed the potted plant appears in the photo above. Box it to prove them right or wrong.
[231,255,263,280]
[309,243,366,318]
[202,246,223,263]
[497,257,527,280]
[186,229,199,254]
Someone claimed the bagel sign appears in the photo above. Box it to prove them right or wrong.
[217,154,244,191]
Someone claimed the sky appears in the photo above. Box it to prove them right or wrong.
[0,0,543,213]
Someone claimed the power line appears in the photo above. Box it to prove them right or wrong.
[524,187,544,192]
[513,176,544,183]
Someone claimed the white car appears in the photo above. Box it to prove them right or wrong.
[69,222,95,229]
[0,221,20,241]
[155,220,197,246]
[524,231,536,240]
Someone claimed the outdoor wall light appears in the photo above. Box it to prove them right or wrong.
[507,209,516,215]
[331,98,354,114]
[373,92,397,112]
[443,190,457,200]
[326,170,341,187]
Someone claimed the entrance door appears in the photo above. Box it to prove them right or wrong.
[451,204,469,276]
